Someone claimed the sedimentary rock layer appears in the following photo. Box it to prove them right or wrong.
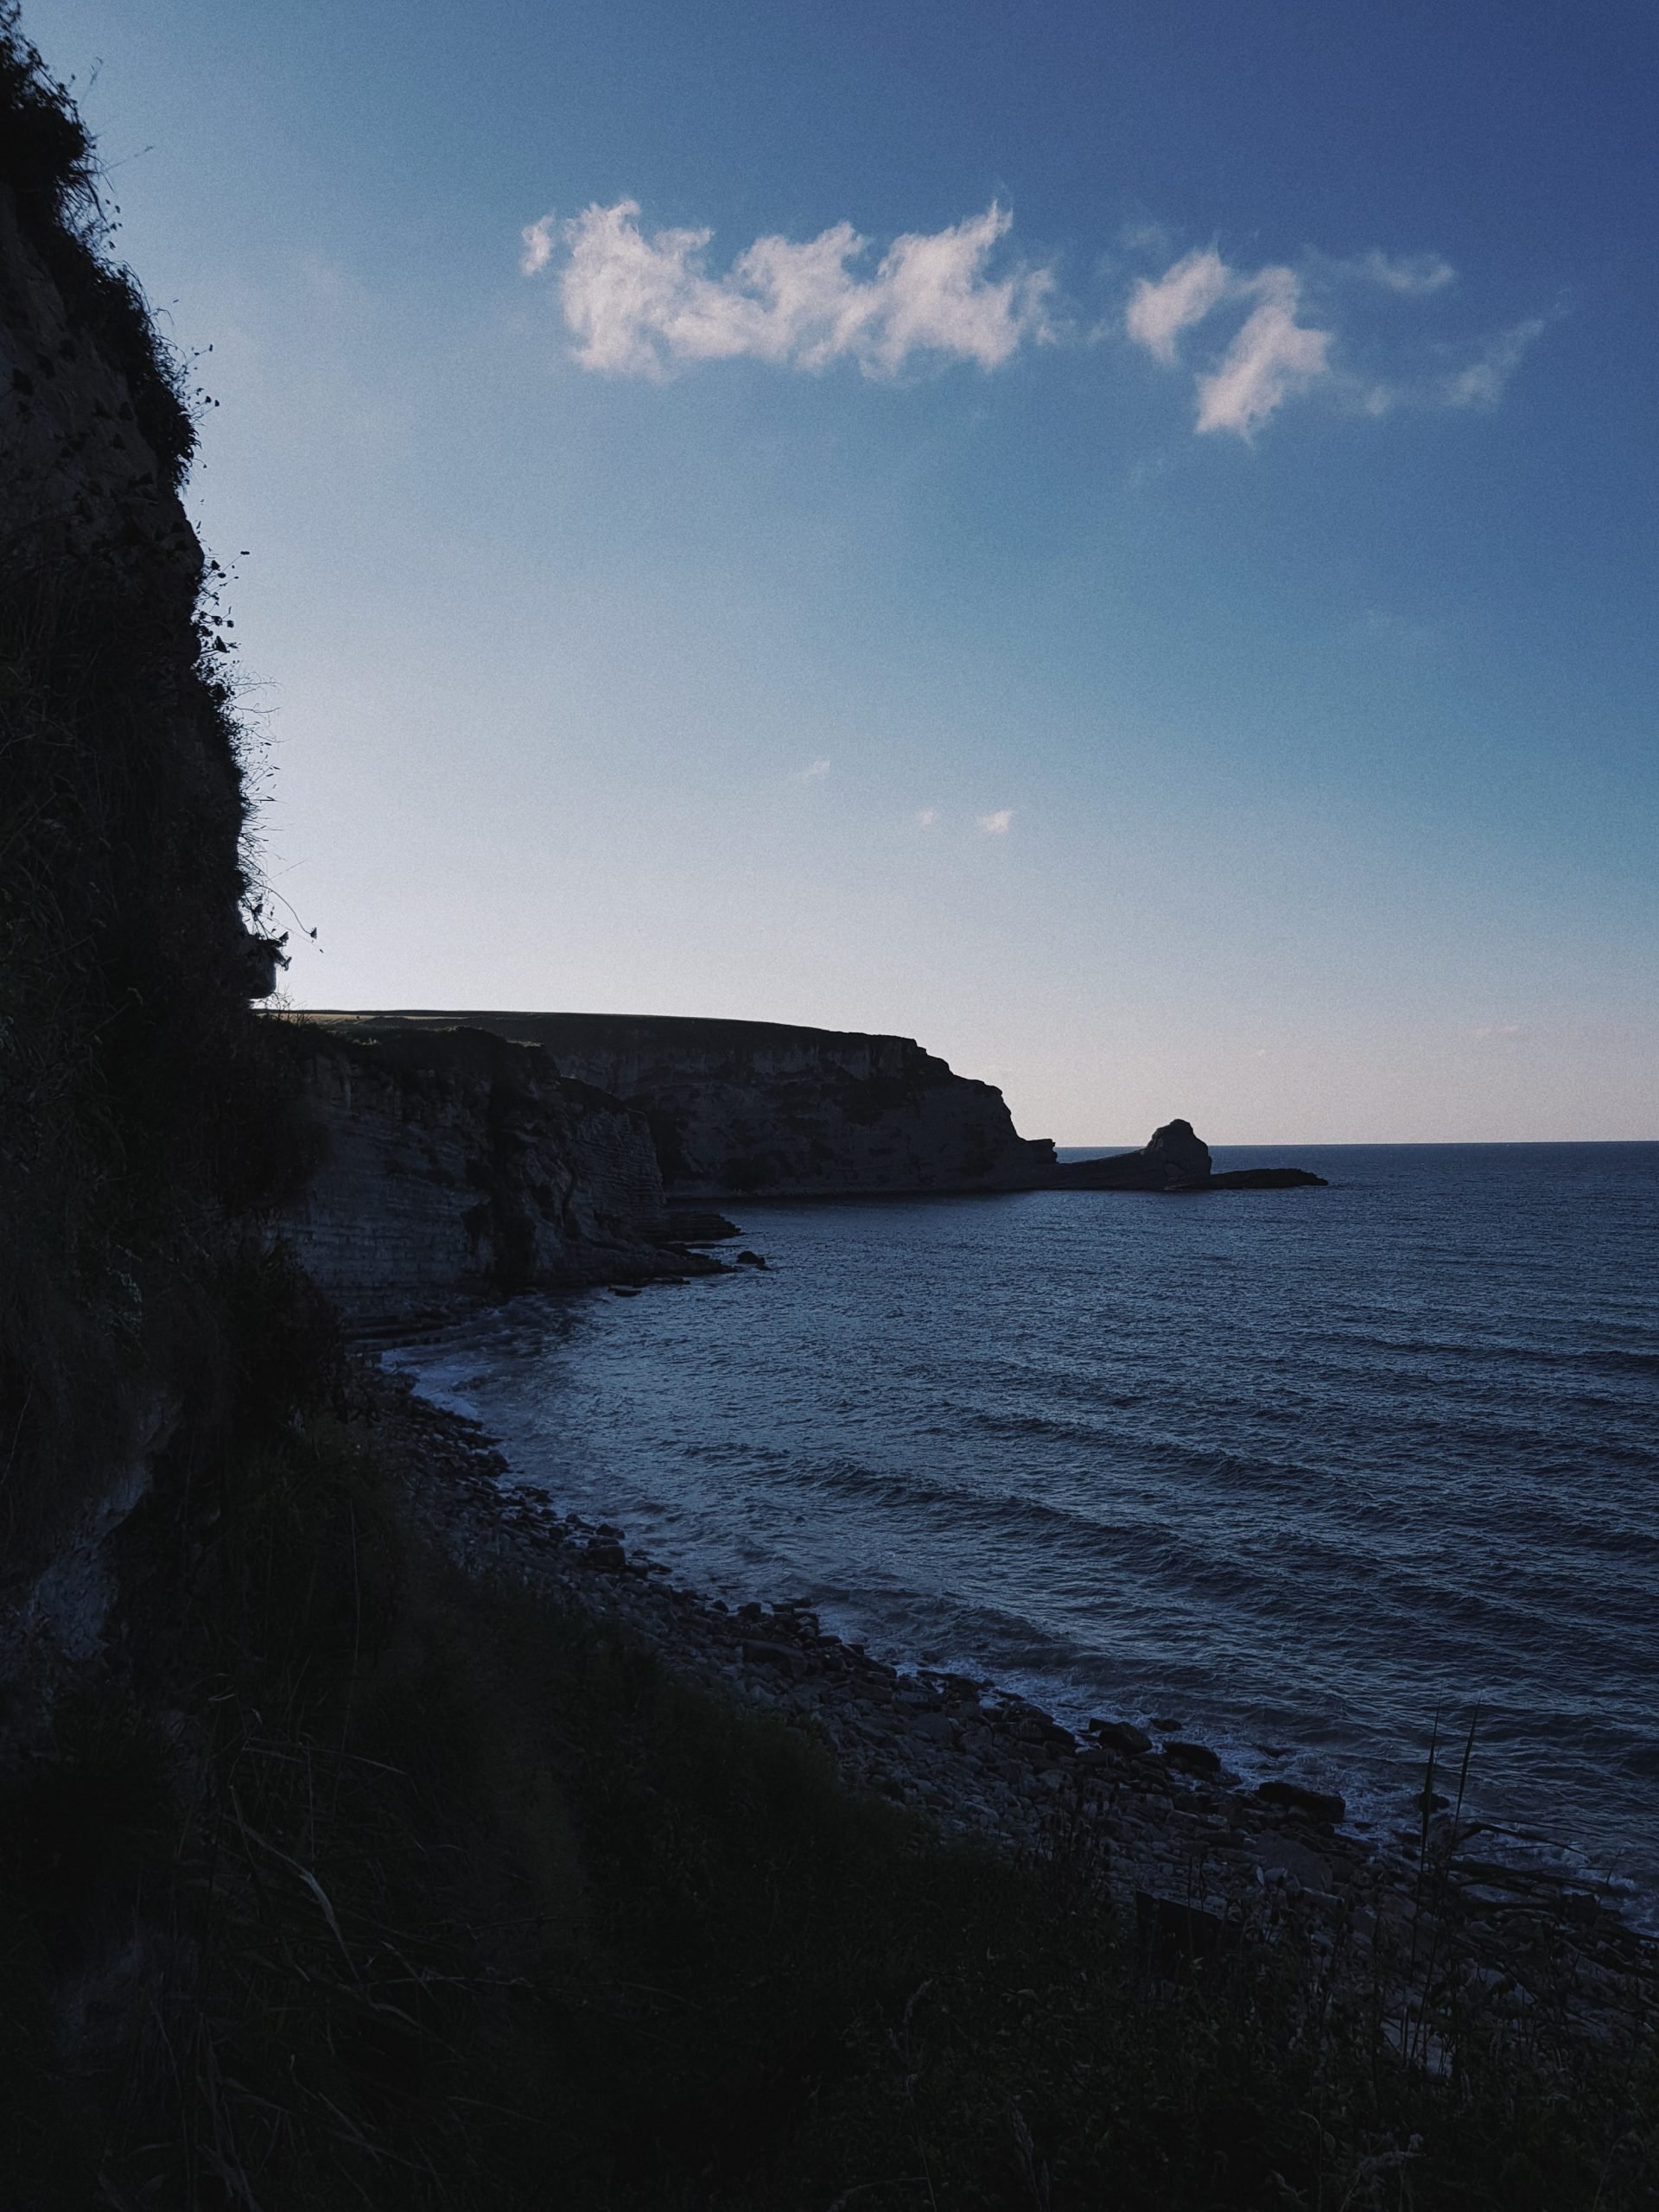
[281,1025,686,1317]
[294,1011,1056,1198]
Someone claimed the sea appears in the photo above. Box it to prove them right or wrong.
[386,1142,1659,1921]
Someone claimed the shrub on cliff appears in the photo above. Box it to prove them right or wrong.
[0,2,192,485]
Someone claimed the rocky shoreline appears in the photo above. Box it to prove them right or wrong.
[368,1356,1656,2062]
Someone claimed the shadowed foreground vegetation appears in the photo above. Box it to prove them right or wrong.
[3,1345,1655,2210]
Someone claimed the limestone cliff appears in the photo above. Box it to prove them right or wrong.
[294,1011,1057,1198]
[281,1026,686,1318]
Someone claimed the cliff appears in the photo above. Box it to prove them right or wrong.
[282,1025,692,1318]
[2,30,308,1719]
[292,1010,1058,1198]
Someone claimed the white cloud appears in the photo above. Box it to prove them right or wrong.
[1194,268,1332,436]
[1128,253,1332,437]
[534,200,1054,379]
[530,199,1541,435]
[1125,248,1231,365]
[800,758,831,779]
[1126,244,1543,438]
[977,808,1014,835]
[916,807,938,826]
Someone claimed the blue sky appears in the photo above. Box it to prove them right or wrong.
[26,0,1658,1140]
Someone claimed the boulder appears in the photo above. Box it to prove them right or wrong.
[1257,1779,1346,1825]
[1164,1739,1224,1777]
[1254,1833,1338,1891]
[1087,1719,1153,1756]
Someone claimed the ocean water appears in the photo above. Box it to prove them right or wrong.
[389,1143,1659,1915]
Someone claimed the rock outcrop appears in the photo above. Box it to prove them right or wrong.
[281,1025,698,1319]
[1047,1120,1326,1192]
[2,58,309,1721]
[292,1012,1057,1199]
[1046,1118,1214,1191]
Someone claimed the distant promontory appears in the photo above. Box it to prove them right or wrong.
[275,1015,1325,1317]
[1046,1117,1328,1192]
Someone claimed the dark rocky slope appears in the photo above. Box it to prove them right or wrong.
[293,1008,1057,1198]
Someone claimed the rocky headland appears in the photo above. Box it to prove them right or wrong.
[290,1008,1056,1198]
[275,1006,1075,1321]
[276,1020,1324,1321]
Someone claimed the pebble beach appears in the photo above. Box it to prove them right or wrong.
[372,1357,1658,2064]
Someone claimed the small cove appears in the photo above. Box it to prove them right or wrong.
[389,1141,1659,1920]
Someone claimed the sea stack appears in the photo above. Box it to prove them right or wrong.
[1046,1122,1326,1192]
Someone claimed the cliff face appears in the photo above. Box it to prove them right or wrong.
[295,1011,1056,1199]
[2,42,307,1726]
[282,1027,680,1317]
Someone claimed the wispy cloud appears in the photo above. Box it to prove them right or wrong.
[525,198,1546,435]
[1126,248,1232,365]
[1195,269,1333,436]
[1127,251,1333,436]
[1438,316,1548,408]
[530,200,1055,380]
[915,806,938,826]
[520,213,558,276]
[1350,250,1456,296]
[977,808,1014,835]
[1127,245,1551,438]
[1353,315,1550,418]
[800,758,831,779]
